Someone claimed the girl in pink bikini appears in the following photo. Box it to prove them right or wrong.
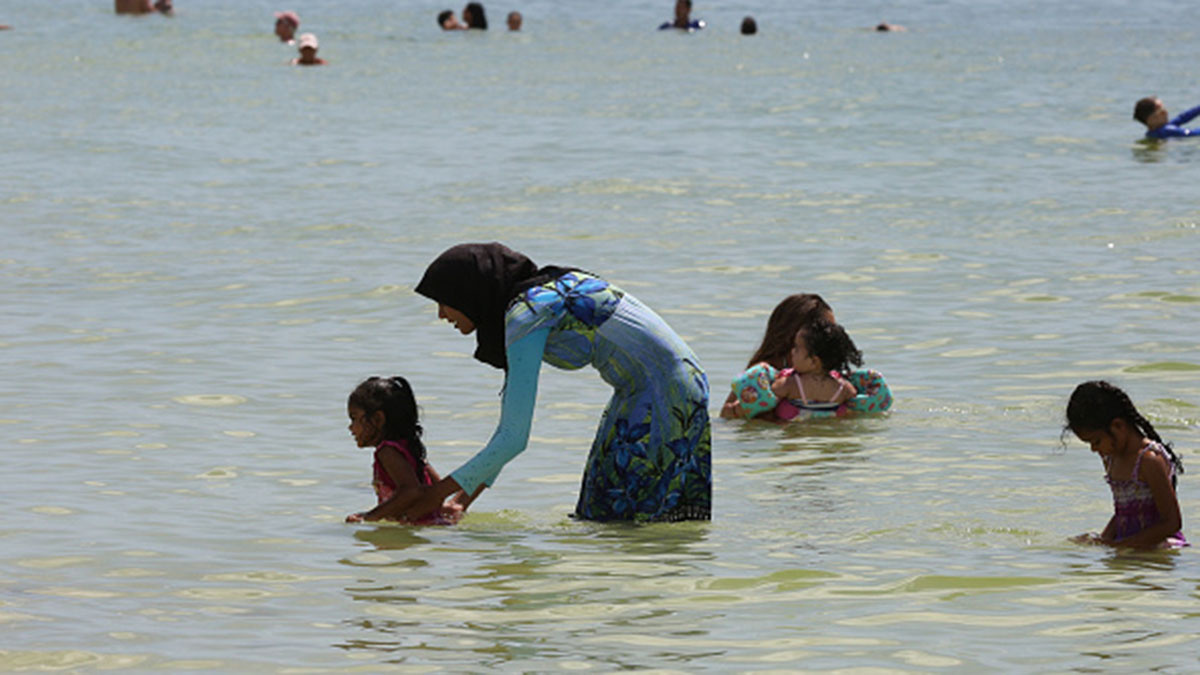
[344,376,471,524]
[1066,380,1186,549]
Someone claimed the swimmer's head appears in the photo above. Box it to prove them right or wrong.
[463,2,487,29]
[746,294,835,369]
[507,11,522,31]
[740,16,757,35]
[1134,97,1168,129]
[275,11,299,41]
[794,319,863,376]
[675,0,692,24]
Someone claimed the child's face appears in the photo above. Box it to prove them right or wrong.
[348,405,383,448]
[789,333,821,374]
[275,19,295,41]
[1147,99,1169,128]
[1074,419,1134,459]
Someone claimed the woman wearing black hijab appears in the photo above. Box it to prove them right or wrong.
[392,242,710,523]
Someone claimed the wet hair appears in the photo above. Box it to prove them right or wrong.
[746,294,835,368]
[348,376,426,463]
[741,16,757,35]
[437,10,453,27]
[463,2,487,29]
[798,319,863,376]
[1133,97,1159,124]
[1064,380,1183,485]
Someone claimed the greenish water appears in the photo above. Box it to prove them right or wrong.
[3,0,1199,670]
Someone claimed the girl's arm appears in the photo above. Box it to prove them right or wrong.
[1110,452,1183,549]
[1098,514,1117,543]
[359,446,425,521]
[832,375,858,405]
[379,328,549,521]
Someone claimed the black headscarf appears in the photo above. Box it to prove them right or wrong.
[415,243,573,370]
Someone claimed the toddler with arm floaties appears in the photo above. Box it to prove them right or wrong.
[732,319,891,421]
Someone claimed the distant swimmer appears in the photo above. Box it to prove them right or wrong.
[462,2,488,29]
[740,16,757,35]
[292,33,326,66]
[275,11,300,43]
[874,22,906,32]
[114,0,149,14]
[114,0,169,15]
[506,10,522,31]
[438,9,465,30]
[659,0,704,31]
[1134,97,1200,139]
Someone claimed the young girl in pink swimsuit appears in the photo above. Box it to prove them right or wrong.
[1066,380,1186,549]
[344,376,471,524]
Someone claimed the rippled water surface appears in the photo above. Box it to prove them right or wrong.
[4,0,1200,670]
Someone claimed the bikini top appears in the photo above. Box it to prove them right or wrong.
[775,369,854,420]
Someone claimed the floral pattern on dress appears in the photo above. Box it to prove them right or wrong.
[505,272,711,522]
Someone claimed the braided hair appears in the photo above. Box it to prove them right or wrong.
[348,376,427,464]
[1065,380,1183,485]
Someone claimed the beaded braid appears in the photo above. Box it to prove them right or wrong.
[1066,380,1184,486]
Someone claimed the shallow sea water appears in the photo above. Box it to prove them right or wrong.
[3,0,1200,671]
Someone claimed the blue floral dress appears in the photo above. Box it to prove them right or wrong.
[505,271,712,522]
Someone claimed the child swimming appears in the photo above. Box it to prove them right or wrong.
[344,376,469,524]
[732,319,863,421]
[1066,380,1186,549]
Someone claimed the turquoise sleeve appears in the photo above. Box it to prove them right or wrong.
[449,328,549,495]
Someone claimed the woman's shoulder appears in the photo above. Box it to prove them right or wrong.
[505,271,623,329]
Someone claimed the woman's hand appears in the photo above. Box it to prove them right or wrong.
[719,391,745,419]
[345,512,366,523]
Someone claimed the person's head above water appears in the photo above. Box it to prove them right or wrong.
[673,0,691,26]
[745,293,836,369]
[275,11,299,42]
[794,319,863,376]
[416,243,574,370]
[438,9,464,29]
[347,376,425,458]
[294,33,325,65]
[462,2,488,29]
[1134,97,1169,130]
[1064,380,1183,483]
[740,16,757,35]
[507,10,522,31]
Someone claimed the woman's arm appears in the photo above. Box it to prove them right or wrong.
[1110,452,1182,549]
[378,328,550,521]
